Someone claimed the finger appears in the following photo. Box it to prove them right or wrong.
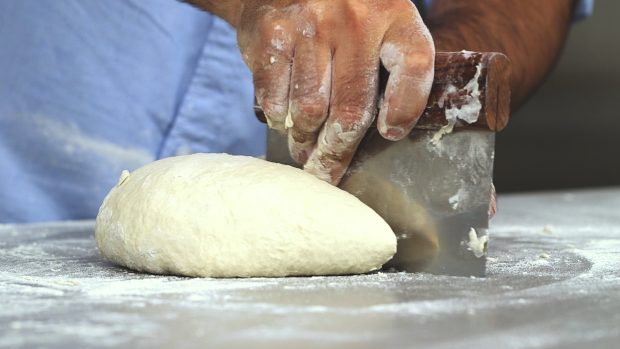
[378,16,435,141]
[248,20,295,132]
[303,44,380,184]
[287,39,332,164]
[303,119,366,184]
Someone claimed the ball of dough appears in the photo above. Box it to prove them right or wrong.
[95,154,396,278]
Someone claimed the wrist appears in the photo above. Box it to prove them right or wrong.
[426,9,488,53]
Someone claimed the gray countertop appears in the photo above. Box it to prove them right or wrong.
[1,188,619,349]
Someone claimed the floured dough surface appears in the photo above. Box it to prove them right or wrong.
[95,153,396,278]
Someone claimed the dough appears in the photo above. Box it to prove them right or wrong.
[95,153,396,278]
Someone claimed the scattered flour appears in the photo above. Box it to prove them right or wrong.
[2,188,620,348]
[32,116,152,168]
[431,63,483,145]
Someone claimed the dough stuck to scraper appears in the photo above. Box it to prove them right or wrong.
[95,153,396,278]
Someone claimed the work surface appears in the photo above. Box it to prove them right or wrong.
[1,189,619,349]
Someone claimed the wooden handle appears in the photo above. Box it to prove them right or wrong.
[255,51,511,132]
[420,52,511,131]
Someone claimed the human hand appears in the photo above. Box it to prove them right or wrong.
[237,0,434,184]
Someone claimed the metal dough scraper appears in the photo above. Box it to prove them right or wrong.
[261,52,511,277]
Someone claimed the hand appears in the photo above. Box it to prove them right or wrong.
[237,0,435,184]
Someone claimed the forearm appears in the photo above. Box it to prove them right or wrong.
[183,0,243,27]
[426,0,576,109]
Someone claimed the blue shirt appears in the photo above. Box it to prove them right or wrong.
[0,0,593,223]
[0,0,263,223]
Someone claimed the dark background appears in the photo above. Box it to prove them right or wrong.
[494,1,619,193]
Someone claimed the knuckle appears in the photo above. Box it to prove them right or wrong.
[402,50,434,75]
[258,18,292,46]
[318,119,366,158]
[341,1,372,29]
[389,0,416,14]
[317,143,348,162]
[331,105,375,130]
[289,129,315,146]
[253,70,290,101]
[253,71,270,88]
[413,52,434,72]
[261,100,288,118]
[291,101,328,131]
[249,21,294,68]
[257,16,282,36]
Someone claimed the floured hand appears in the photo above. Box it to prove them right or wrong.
[237,0,435,184]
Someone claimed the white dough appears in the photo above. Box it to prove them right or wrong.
[95,153,396,278]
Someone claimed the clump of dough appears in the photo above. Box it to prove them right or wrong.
[95,153,396,278]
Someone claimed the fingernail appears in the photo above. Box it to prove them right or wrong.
[384,127,405,141]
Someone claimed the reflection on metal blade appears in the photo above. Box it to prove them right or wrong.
[266,128,495,277]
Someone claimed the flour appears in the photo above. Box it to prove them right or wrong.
[2,189,620,349]
[542,225,554,235]
[431,63,484,145]
[465,228,488,258]
[460,50,475,59]
[83,277,270,298]
[448,187,467,210]
[32,116,152,168]
[284,111,294,129]
[271,38,285,51]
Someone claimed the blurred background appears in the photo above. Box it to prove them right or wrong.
[494,0,619,193]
